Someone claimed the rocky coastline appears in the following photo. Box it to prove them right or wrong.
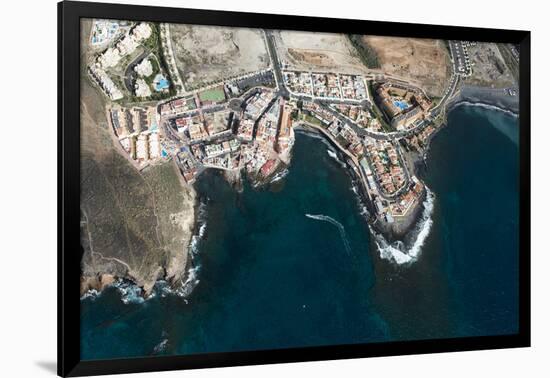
[294,124,424,244]
[81,83,521,300]
[80,167,198,299]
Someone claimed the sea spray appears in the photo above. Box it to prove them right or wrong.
[372,188,435,265]
[305,213,353,256]
[80,289,100,301]
[114,280,146,305]
[269,168,289,184]
[152,206,206,300]
[176,265,201,297]
[448,100,518,118]
[175,198,208,298]
[327,149,347,168]
[451,103,519,146]
[91,199,210,304]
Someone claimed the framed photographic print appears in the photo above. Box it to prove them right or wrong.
[58,0,530,376]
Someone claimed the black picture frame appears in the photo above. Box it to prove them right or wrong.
[58,1,531,376]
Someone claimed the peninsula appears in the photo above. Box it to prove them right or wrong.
[80,20,519,297]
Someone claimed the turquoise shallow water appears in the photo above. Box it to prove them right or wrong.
[80,104,519,359]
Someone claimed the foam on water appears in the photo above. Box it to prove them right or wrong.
[305,213,352,256]
[327,149,347,168]
[449,100,518,119]
[85,199,209,305]
[296,129,336,151]
[80,289,100,301]
[114,280,146,305]
[173,199,208,298]
[348,181,371,220]
[269,168,289,183]
[372,188,435,265]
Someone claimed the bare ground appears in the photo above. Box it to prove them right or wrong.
[80,19,196,296]
[169,24,269,89]
[276,30,369,74]
[362,36,452,97]
[465,42,516,88]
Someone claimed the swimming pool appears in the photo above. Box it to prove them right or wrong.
[393,100,409,111]
[154,74,170,91]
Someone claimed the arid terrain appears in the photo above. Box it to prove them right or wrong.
[169,24,270,89]
[276,30,369,74]
[362,36,452,97]
[80,20,196,296]
[465,42,516,88]
[79,17,519,301]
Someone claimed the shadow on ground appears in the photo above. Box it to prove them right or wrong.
[35,361,57,375]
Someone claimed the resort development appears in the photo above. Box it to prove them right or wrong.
[80,18,519,302]
[79,15,521,362]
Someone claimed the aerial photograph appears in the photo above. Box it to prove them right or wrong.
[80,18,520,359]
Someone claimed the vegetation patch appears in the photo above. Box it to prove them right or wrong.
[348,35,381,69]
[198,87,226,103]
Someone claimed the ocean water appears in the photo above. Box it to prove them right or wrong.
[80,104,519,360]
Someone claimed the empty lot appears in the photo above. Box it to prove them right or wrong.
[363,36,452,97]
[276,30,369,75]
[170,24,270,89]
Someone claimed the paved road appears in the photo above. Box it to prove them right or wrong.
[168,33,464,188]
[123,50,150,93]
[264,30,289,98]
[315,101,389,140]
[262,29,446,142]
[431,73,460,117]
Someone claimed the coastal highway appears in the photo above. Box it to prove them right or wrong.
[431,73,460,117]
[429,40,465,116]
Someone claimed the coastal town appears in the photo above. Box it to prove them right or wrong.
[87,19,518,237]
[73,10,525,363]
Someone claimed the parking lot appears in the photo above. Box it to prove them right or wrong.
[449,40,472,76]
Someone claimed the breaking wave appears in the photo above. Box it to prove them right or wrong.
[305,213,352,255]
[269,168,289,183]
[372,188,435,265]
[348,179,372,221]
[449,100,518,118]
[327,149,347,168]
[80,289,100,301]
[175,198,208,298]
[87,199,209,305]
[114,280,146,305]
[173,266,201,298]
[296,129,335,149]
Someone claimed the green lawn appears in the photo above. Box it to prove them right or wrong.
[300,113,324,127]
[198,87,226,102]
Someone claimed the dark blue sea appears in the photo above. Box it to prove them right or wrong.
[80,104,519,360]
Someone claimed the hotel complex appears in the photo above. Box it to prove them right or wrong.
[92,19,464,230]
